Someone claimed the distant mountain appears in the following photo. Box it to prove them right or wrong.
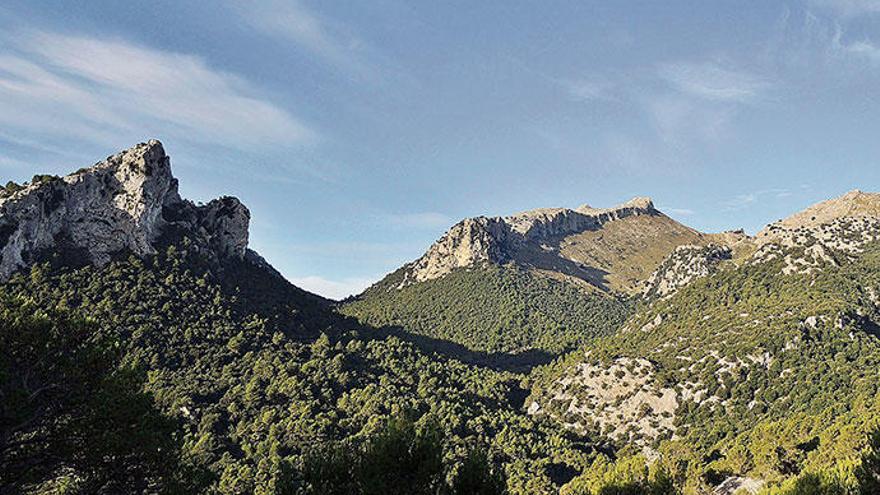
[392,197,721,294]
[0,141,599,494]
[5,140,880,495]
[342,198,745,354]
[527,190,880,494]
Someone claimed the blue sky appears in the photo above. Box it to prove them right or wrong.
[2,1,880,298]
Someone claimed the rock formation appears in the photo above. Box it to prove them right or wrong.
[643,244,733,299]
[0,140,250,280]
[400,197,660,287]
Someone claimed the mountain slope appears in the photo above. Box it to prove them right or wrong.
[343,198,739,355]
[342,264,631,355]
[0,142,603,495]
[527,191,880,493]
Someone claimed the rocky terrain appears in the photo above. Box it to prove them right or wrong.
[5,140,880,495]
[643,244,733,299]
[0,140,250,280]
[527,189,880,494]
[392,197,731,296]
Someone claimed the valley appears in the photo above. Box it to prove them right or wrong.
[2,142,880,495]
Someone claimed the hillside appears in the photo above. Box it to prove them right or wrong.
[341,264,631,356]
[0,142,609,495]
[527,191,880,494]
[342,198,739,355]
[6,141,880,495]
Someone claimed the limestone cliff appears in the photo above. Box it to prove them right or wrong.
[0,140,250,280]
[400,197,661,288]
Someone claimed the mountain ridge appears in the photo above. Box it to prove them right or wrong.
[0,140,252,282]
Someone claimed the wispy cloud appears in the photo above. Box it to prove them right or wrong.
[660,207,695,216]
[658,61,772,103]
[0,30,316,149]
[769,7,880,71]
[0,153,34,170]
[721,188,791,211]
[841,39,880,61]
[811,0,880,18]
[229,0,375,79]
[385,212,452,229]
[289,275,378,300]
[558,77,617,102]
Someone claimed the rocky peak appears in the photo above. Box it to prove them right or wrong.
[757,189,880,241]
[400,197,659,286]
[0,140,249,280]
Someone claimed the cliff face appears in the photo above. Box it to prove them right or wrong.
[400,197,661,287]
[0,140,249,280]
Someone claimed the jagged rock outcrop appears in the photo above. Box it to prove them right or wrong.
[400,197,659,287]
[0,140,249,280]
[748,191,880,275]
[643,244,732,299]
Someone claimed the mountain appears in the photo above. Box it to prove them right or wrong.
[342,198,743,355]
[526,190,880,494]
[0,141,605,495]
[0,140,251,280]
[393,197,712,294]
[5,140,880,495]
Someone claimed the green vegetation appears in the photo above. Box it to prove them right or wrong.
[4,211,880,493]
[342,264,631,354]
[0,299,202,493]
[531,241,880,493]
[0,241,600,494]
[300,414,506,494]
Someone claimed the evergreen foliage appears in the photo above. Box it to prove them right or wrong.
[0,242,594,494]
[343,264,631,354]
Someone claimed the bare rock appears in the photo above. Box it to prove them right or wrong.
[0,140,249,280]
[643,244,732,299]
[401,197,658,286]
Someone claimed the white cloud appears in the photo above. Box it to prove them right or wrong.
[722,193,759,211]
[722,188,790,211]
[811,0,880,17]
[230,0,374,79]
[658,62,771,102]
[559,77,616,102]
[645,93,734,145]
[661,207,695,216]
[290,275,378,300]
[0,30,315,149]
[386,212,452,229]
[0,153,34,170]
[842,39,880,61]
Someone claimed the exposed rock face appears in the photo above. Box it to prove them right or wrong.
[527,357,678,449]
[403,217,511,284]
[198,196,250,258]
[713,476,764,495]
[0,140,249,280]
[748,190,880,276]
[401,197,660,287]
[643,244,732,299]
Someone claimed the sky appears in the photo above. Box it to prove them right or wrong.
[2,1,880,299]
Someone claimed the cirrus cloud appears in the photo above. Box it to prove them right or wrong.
[0,29,316,150]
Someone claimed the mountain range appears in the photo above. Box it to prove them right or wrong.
[2,141,880,495]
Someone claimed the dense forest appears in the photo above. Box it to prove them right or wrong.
[3,236,880,494]
[0,240,601,494]
[342,264,630,355]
